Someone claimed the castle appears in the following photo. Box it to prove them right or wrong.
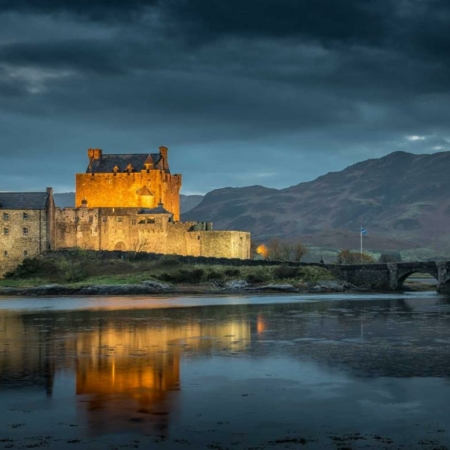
[0,147,250,277]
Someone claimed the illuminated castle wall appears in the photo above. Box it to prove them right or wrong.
[54,146,250,258]
[76,147,182,221]
[0,146,250,277]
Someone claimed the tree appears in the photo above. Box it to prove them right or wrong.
[337,249,375,264]
[265,238,309,262]
[292,242,308,262]
[378,252,402,263]
[267,238,283,260]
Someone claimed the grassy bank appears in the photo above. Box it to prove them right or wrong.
[0,252,334,288]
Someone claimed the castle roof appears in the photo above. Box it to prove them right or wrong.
[138,204,173,215]
[0,192,50,210]
[87,153,167,173]
[137,186,154,196]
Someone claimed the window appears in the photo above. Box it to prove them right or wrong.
[24,250,28,257]
[89,216,93,223]
[23,227,28,235]
[102,216,107,222]
[131,219,136,225]
[3,228,8,235]
[23,212,29,220]
[4,251,8,257]
[3,213,9,220]
[117,217,122,223]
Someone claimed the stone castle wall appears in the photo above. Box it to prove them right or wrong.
[0,147,251,277]
[55,207,250,259]
[0,209,50,277]
[75,171,182,221]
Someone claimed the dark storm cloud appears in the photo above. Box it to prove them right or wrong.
[0,41,127,75]
[0,0,392,43]
[1,0,450,194]
[0,0,160,21]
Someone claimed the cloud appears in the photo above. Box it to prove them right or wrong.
[1,0,450,194]
[406,135,426,141]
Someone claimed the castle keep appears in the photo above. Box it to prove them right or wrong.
[0,147,250,277]
[76,147,181,221]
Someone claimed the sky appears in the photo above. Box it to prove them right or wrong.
[1,0,450,194]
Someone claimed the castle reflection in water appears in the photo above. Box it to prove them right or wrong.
[3,297,447,438]
[0,309,256,435]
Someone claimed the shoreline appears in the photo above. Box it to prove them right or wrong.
[0,279,436,297]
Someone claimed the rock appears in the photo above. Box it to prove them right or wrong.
[247,283,297,292]
[142,280,171,290]
[317,280,345,292]
[77,284,164,295]
[309,284,323,292]
[0,283,173,296]
[27,284,76,295]
[224,280,249,290]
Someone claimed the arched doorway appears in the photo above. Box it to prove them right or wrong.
[115,241,126,251]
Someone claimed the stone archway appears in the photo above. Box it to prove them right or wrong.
[114,241,126,251]
[397,270,438,290]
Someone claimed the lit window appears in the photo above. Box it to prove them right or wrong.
[23,227,28,235]
[4,228,8,235]
[3,213,9,220]
[23,212,29,220]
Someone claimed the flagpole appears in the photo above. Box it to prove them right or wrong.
[360,226,363,258]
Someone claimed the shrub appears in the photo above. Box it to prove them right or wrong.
[337,250,375,264]
[158,268,205,284]
[224,268,241,277]
[378,252,402,263]
[157,255,183,268]
[273,265,299,279]
[6,257,58,279]
[263,238,309,261]
[246,269,270,284]
[56,260,88,283]
[205,270,225,282]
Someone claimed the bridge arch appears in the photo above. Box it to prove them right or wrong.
[396,269,438,290]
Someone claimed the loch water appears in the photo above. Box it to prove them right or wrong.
[1,293,450,449]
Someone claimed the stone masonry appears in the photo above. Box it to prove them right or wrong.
[0,189,55,277]
[0,147,250,277]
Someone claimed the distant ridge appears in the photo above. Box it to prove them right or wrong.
[183,151,450,252]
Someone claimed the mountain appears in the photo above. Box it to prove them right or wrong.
[183,151,450,252]
[54,192,204,214]
[180,194,204,213]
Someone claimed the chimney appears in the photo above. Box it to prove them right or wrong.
[88,148,102,160]
[46,187,53,196]
[159,146,168,169]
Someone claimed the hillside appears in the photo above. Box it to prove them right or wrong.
[183,151,450,252]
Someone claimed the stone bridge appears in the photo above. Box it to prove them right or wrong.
[326,261,450,293]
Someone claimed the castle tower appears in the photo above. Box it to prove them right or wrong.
[75,146,182,221]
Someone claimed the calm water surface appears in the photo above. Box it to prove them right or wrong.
[1,292,450,449]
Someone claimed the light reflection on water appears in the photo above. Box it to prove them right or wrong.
[0,292,450,449]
